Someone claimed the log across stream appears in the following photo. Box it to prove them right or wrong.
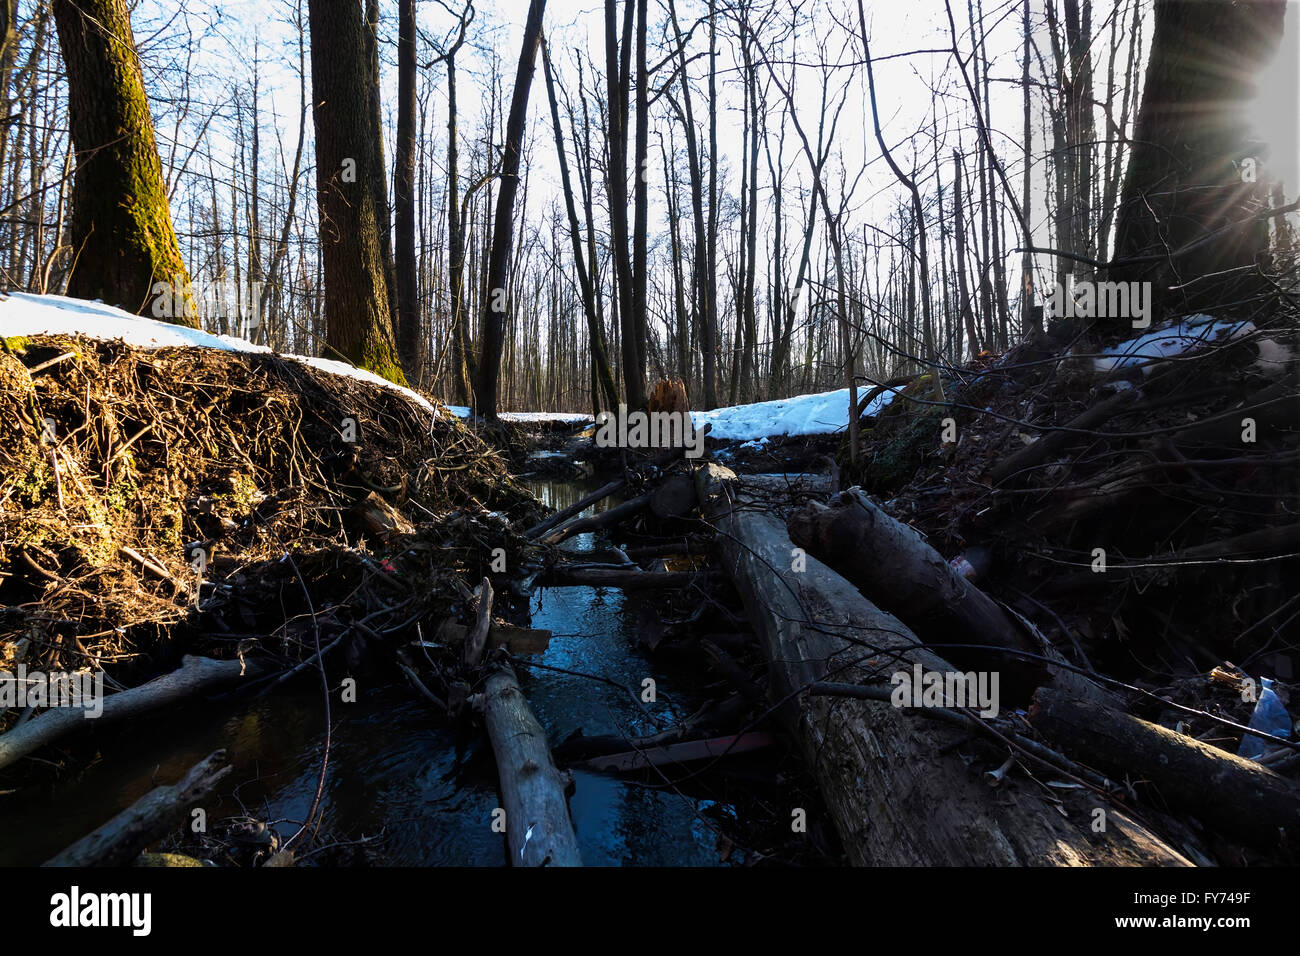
[0,479,736,867]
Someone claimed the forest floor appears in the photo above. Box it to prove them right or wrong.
[2,290,1299,866]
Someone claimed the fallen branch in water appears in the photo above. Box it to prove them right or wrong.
[45,750,231,867]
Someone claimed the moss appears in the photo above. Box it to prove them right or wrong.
[106,477,138,515]
[2,336,31,354]
[859,403,946,495]
[13,455,50,507]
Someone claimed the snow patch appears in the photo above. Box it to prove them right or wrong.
[0,291,441,417]
[1094,314,1255,374]
[690,385,898,442]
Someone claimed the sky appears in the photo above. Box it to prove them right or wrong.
[128,0,1300,336]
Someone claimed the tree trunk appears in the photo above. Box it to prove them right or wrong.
[787,489,1115,703]
[481,664,582,866]
[698,464,1190,866]
[45,751,232,867]
[52,0,195,324]
[1031,686,1300,852]
[394,0,420,381]
[1110,0,1287,313]
[307,0,406,383]
[474,0,546,419]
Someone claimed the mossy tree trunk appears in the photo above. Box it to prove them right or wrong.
[307,0,406,385]
[52,0,196,325]
[1110,0,1287,314]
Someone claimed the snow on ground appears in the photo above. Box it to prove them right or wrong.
[2,292,897,442]
[1093,314,1255,374]
[690,385,898,442]
[450,385,900,441]
[444,405,591,424]
[449,386,898,440]
[0,291,440,416]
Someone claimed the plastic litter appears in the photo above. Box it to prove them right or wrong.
[1238,677,1291,760]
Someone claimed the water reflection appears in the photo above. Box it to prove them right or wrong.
[0,479,725,867]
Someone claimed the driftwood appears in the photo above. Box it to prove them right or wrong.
[553,693,750,764]
[787,489,1113,704]
[698,463,1189,866]
[462,577,495,668]
[45,750,231,866]
[1030,687,1300,851]
[524,435,712,541]
[542,494,650,545]
[525,477,624,539]
[541,565,701,590]
[480,663,582,866]
[435,620,552,655]
[619,536,712,560]
[571,732,775,772]
[736,472,836,496]
[0,656,268,772]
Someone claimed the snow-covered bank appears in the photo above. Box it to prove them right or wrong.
[0,291,439,416]
[444,405,592,424]
[689,385,897,442]
[1,292,897,443]
[1092,314,1256,374]
[450,385,899,442]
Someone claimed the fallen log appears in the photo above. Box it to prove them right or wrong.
[462,577,495,668]
[435,620,552,655]
[619,535,712,560]
[698,463,1189,866]
[0,656,269,772]
[540,565,701,590]
[524,435,710,540]
[988,388,1138,485]
[525,477,624,540]
[542,494,651,546]
[736,472,836,496]
[572,732,775,773]
[1030,686,1300,851]
[553,693,750,764]
[649,472,698,519]
[480,663,582,867]
[45,750,231,867]
[787,489,1113,704]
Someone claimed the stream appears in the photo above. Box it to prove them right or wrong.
[0,478,729,866]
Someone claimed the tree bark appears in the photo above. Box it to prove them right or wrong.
[52,0,195,324]
[45,750,231,867]
[1110,0,1287,313]
[0,657,268,772]
[698,464,1189,865]
[474,0,546,418]
[787,489,1114,703]
[481,663,582,866]
[308,0,406,383]
[1031,686,1300,851]
[394,0,420,380]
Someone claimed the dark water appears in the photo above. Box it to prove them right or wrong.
[0,479,726,866]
